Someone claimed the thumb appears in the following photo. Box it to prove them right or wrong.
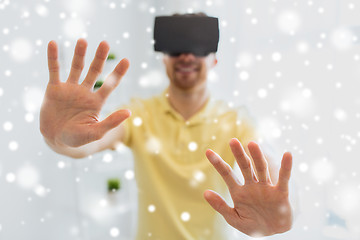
[94,109,131,137]
[204,190,233,219]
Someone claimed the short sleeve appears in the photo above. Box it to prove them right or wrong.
[121,110,132,147]
[117,98,144,148]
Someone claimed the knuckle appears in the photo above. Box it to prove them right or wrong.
[72,63,84,71]
[89,128,105,142]
[257,165,266,170]
[256,162,268,172]
[220,164,232,176]
[241,159,252,170]
[90,66,102,75]
[87,130,98,142]
[96,54,107,61]
[48,66,59,72]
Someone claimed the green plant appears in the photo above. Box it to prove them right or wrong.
[94,80,104,90]
[107,178,121,192]
[107,53,116,60]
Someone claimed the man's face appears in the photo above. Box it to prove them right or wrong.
[163,53,217,91]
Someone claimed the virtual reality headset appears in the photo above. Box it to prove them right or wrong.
[154,15,219,57]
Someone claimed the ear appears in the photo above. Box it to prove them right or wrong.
[208,53,218,68]
[213,57,218,67]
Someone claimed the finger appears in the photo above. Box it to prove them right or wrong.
[91,109,131,141]
[96,58,130,99]
[206,149,240,191]
[67,38,87,84]
[247,141,271,184]
[277,152,292,192]
[229,138,256,184]
[81,41,110,89]
[47,40,60,84]
[204,190,233,220]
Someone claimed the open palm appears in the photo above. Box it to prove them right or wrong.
[40,39,130,148]
[205,139,293,237]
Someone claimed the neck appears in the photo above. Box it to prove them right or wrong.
[167,85,209,121]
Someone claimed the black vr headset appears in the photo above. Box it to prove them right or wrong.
[154,15,219,57]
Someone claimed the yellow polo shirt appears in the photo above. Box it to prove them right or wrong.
[122,90,257,240]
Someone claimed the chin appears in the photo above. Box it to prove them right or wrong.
[174,80,205,92]
[174,82,196,91]
[173,77,195,89]
[170,70,206,90]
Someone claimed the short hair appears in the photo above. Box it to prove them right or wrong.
[171,12,208,17]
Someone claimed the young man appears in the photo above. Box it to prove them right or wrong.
[40,13,293,240]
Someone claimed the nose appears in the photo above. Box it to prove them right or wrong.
[178,53,196,62]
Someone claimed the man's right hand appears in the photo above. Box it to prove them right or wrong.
[40,39,130,148]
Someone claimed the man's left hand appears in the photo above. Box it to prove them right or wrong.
[204,138,293,237]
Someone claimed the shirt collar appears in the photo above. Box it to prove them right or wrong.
[159,88,213,126]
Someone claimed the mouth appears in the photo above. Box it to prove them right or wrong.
[175,66,199,74]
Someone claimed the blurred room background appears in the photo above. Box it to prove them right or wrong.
[1,0,360,239]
